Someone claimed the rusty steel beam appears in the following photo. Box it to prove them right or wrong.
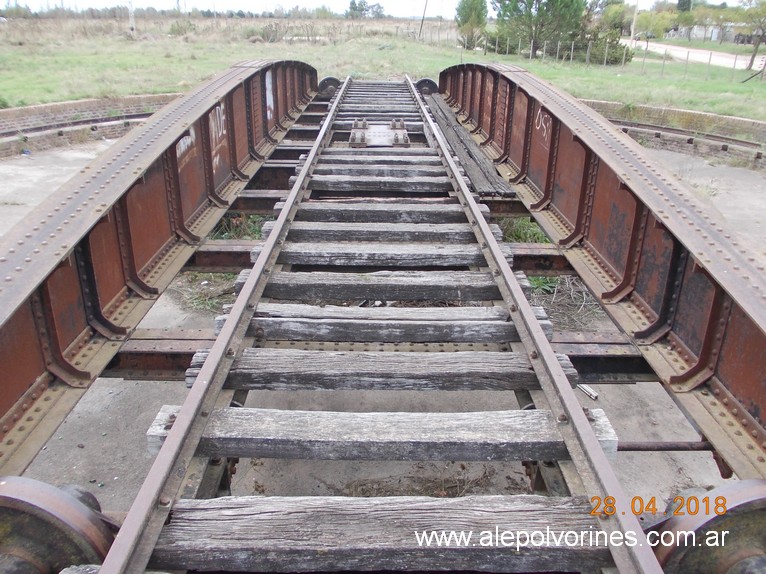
[0,61,317,446]
[439,63,766,478]
[184,239,571,275]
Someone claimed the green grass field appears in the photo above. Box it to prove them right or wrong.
[0,17,764,120]
[651,37,758,56]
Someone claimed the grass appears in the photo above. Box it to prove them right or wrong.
[651,37,758,56]
[0,17,764,120]
[500,217,551,243]
[171,271,237,312]
[529,276,560,295]
[210,214,272,240]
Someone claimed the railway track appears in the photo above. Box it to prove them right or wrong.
[1,61,765,573]
[611,119,765,154]
[103,77,656,572]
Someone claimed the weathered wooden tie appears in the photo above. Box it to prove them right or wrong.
[185,348,578,390]
[141,78,623,573]
[149,405,616,460]
[150,496,611,572]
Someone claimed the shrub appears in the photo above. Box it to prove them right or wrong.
[168,20,196,37]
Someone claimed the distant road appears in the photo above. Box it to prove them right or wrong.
[621,39,765,70]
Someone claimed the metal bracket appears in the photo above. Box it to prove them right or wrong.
[349,119,410,148]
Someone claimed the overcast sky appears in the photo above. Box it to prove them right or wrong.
[28,0,661,19]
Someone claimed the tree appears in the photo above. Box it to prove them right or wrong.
[493,0,585,57]
[678,0,691,11]
[707,5,736,42]
[635,9,675,39]
[345,0,369,18]
[368,2,386,17]
[743,0,766,69]
[583,0,624,33]
[599,2,631,34]
[456,0,488,49]
[693,6,716,40]
[676,10,695,39]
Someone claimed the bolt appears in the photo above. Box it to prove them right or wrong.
[557,413,568,423]
[159,496,171,506]
[530,350,538,359]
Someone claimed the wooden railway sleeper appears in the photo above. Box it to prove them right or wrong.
[71,77,664,573]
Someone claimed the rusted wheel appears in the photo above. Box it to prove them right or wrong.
[415,78,439,95]
[655,479,766,573]
[318,76,341,97]
[0,476,114,573]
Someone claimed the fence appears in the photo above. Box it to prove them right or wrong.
[466,32,766,84]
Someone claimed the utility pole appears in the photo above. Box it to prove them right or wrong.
[128,0,135,39]
[630,0,639,49]
[418,0,428,40]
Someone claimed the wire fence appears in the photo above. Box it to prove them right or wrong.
[447,32,766,84]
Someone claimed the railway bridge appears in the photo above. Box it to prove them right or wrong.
[0,60,764,573]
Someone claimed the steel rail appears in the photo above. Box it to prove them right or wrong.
[408,75,663,573]
[0,111,154,139]
[611,119,764,151]
[98,76,351,574]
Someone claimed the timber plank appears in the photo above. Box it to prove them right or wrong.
[428,94,515,198]
[308,174,453,193]
[150,495,610,572]
[279,202,489,223]
[332,121,424,132]
[185,347,579,390]
[247,270,501,300]
[261,221,502,242]
[317,154,442,166]
[312,165,446,177]
[148,406,616,461]
[269,242,510,267]
[250,317,516,343]
[215,303,553,340]
[321,147,437,156]
[254,302,512,321]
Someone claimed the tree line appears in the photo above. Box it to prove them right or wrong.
[0,3,389,20]
[455,0,766,69]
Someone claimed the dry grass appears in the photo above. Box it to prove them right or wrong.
[169,272,236,313]
[0,17,764,120]
[530,275,612,331]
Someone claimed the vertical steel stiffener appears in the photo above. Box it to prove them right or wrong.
[439,63,766,478]
[0,61,317,447]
